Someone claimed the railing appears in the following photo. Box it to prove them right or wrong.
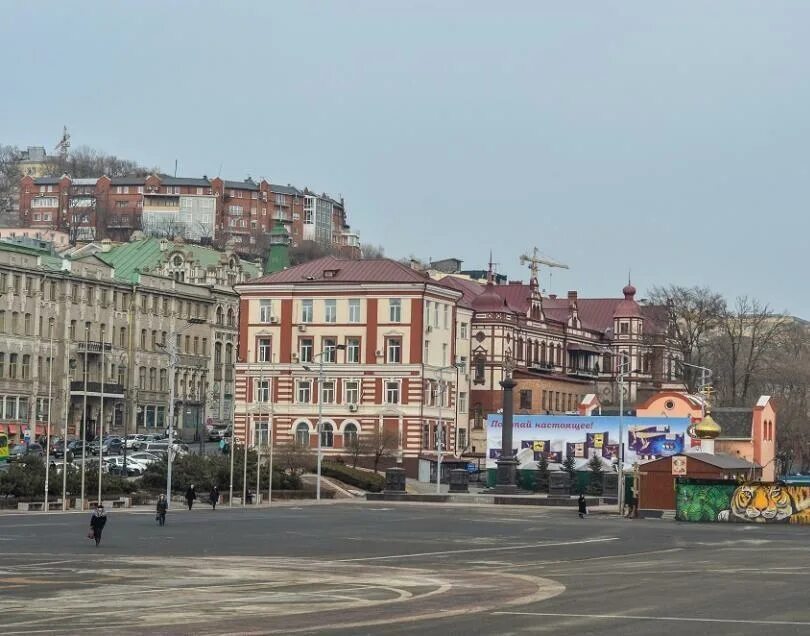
[70,382,125,395]
[76,341,113,354]
[529,362,555,373]
[566,367,599,379]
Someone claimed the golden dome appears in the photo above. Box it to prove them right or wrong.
[694,413,721,439]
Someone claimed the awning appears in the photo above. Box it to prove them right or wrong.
[7,424,18,434]
[566,342,601,354]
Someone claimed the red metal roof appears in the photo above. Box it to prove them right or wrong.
[249,256,436,285]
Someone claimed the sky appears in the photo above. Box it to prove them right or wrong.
[2,1,810,316]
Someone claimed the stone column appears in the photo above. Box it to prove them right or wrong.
[494,372,519,494]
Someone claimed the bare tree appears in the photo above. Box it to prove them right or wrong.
[55,145,153,179]
[648,285,726,390]
[0,144,22,226]
[360,243,385,259]
[276,440,313,477]
[369,427,400,473]
[708,297,789,405]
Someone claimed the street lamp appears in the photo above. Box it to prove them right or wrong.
[434,363,462,495]
[43,318,55,512]
[303,343,345,501]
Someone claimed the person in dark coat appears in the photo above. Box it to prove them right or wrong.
[209,485,220,510]
[156,494,168,526]
[89,504,107,546]
[578,494,587,519]
[185,484,197,511]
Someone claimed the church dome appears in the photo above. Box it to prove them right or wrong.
[694,413,722,439]
[472,283,508,312]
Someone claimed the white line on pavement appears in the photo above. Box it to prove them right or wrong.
[334,537,619,562]
[492,612,810,626]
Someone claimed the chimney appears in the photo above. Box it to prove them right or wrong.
[567,290,577,301]
[100,238,112,253]
[159,238,169,252]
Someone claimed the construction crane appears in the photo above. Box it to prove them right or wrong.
[519,247,569,294]
[54,126,70,160]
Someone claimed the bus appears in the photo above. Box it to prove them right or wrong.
[0,432,8,462]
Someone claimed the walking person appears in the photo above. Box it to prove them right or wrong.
[89,504,107,547]
[185,484,197,511]
[578,493,587,519]
[156,494,168,526]
[626,490,638,519]
[209,485,220,510]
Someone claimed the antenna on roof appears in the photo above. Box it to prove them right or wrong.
[174,159,178,178]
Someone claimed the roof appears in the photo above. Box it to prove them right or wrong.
[157,175,212,187]
[33,177,61,185]
[110,176,148,186]
[223,179,259,191]
[437,276,483,309]
[681,452,760,470]
[248,256,441,286]
[270,184,303,196]
[712,407,753,439]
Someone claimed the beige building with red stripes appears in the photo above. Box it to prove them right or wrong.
[234,256,472,476]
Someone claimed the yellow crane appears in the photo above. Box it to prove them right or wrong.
[519,247,569,293]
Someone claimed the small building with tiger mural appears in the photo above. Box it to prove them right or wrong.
[676,479,810,524]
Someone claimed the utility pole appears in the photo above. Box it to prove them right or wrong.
[79,325,89,510]
[43,318,54,511]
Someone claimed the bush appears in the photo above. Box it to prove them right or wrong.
[0,457,135,500]
[586,455,604,496]
[321,462,385,492]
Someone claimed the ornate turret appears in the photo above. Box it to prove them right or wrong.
[264,220,290,274]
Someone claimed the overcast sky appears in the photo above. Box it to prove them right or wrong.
[3,2,809,315]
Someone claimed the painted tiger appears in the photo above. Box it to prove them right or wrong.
[717,484,810,524]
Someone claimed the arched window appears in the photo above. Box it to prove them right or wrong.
[473,354,486,384]
[295,422,310,447]
[321,422,334,448]
[516,338,524,362]
[526,340,533,365]
[216,306,224,325]
[227,308,235,327]
[344,423,358,447]
[540,342,546,364]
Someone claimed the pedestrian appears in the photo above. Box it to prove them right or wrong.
[185,484,197,511]
[89,503,107,547]
[209,485,220,510]
[578,493,587,519]
[626,491,638,519]
[156,493,168,526]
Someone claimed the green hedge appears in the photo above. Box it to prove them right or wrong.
[321,462,385,492]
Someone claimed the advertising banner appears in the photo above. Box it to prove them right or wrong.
[486,414,692,470]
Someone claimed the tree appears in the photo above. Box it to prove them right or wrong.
[586,454,604,496]
[55,145,153,179]
[0,144,22,226]
[534,454,550,493]
[276,440,314,478]
[561,454,577,491]
[370,427,400,472]
[648,285,726,391]
[360,243,385,259]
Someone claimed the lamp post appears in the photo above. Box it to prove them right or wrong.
[303,343,345,501]
[43,318,55,512]
[434,364,461,494]
[97,340,109,506]
[494,349,519,494]
[79,325,89,510]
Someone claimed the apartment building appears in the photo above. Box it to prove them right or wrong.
[234,256,468,476]
[0,236,256,445]
[18,174,361,258]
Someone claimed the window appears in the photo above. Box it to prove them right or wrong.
[0,353,4,377]
[321,380,336,404]
[519,390,532,410]
[149,368,156,391]
[348,299,361,322]
[21,355,30,380]
[70,320,76,340]
[458,356,468,373]
[299,338,313,363]
[140,329,147,349]
[460,322,468,339]
[193,336,199,355]
[389,298,401,322]
[160,369,167,391]
[259,299,273,323]
[139,367,146,390]
[344,423,358,447]
[434,302,439,327]
[254,419,269,446]
[49,281,57,301]
[474,354,485,384]
[443,304,449,329]
[296,380,312,403]
[324,299,337,323]
[346,337,360,363]
[87,286,95,305]
[151,330,158,349]
[385,381,400,404]
[258,338,272,362]
[9,354,17,379]
[0,311,4,332]
[442,343,448,366]
[119,327,127,348]
[295,422,310,447]
[11,312,18,334]
[301,299,313,323]
[386,337,402,363]
[256,380,270,403]
[322,337,337,362]
[459,392,467,413]
[458,428,467,450]
[320,422,334,447]
[24,313,32,336]
[345,380,360,405]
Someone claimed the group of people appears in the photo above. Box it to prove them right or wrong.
[576,490,640,519]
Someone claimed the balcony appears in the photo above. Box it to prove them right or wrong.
[566,366,599,379]
[76,341,113,354]
[70,382,125,398]
[528,362,555,374]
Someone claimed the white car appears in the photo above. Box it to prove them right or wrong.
[127,451,160,465]
[105,455,149,476]
[124,434,147,449]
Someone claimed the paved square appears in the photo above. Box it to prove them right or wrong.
[1,501,809,635]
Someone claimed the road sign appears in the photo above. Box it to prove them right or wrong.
[466,463,478,473]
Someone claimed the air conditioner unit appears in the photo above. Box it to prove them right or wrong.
[298,324,306,332]
[375,350,383,357]
[269,316,278,324]
[348,403,358,412]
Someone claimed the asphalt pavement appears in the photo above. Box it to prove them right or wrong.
[1,501,809,635]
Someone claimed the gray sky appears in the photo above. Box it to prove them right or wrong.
[3,2,809,316]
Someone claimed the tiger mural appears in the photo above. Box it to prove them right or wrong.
[717,484,810,524]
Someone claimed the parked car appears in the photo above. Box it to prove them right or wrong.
[127,451,160,465]
[105,456,147,476]
[142,442,170,456]
[98,437,124,456]
[208,426,229,442]
[8,443,45,461]
[67,439,88,457]
[124,434,147,449]
[132,434,162,451]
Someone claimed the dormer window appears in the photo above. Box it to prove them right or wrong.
[323,269,340,278]
[171,254,183,267]
[620,322,629,335]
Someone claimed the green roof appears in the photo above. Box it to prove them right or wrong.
[96,237,261,283]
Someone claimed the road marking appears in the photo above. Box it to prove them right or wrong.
[334,537,619,562]
[492,612,810,626]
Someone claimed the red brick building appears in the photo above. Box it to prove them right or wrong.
[17,174,360,258]
[234,256,466,476]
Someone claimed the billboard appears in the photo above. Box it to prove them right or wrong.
[486,414,693,470]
